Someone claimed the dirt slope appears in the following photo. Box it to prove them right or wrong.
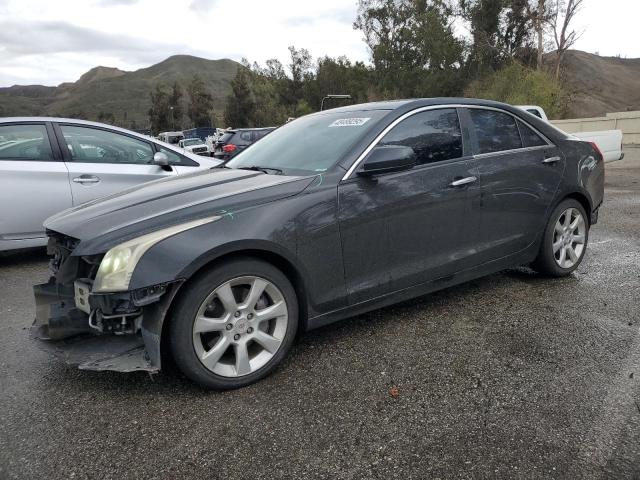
[560,50,640,118]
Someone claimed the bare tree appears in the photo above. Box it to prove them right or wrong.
[550,0,584,79]
[525,0,551,70]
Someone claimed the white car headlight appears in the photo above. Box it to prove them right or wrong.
[93,216,220,293]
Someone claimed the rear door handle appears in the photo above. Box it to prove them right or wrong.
[72,175,100,184]
[450,176,477,187]
[543,156,561,164]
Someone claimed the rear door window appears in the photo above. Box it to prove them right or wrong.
[517,120,547,148]
[240,131,253,143]
[0,124,53,161]
[60,125,154,164]
[378,108,463,165]
[469,109,522,154]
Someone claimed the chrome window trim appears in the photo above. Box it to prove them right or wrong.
[342,104,554,181]
[472,144,551,160]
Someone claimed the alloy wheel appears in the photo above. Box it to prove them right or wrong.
[192,276,289,377]
[552,207,586,269]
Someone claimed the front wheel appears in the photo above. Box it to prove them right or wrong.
[532,199,589,277]
[169,258,298,390]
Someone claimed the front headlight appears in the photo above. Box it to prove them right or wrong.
[93,216,220,293]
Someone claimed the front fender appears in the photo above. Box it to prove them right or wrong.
[128,202,300,290]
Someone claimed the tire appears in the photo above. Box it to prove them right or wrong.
[168,257,298,390]
[531,198,589,277]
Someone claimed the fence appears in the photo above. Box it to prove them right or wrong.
[551,111,640,146]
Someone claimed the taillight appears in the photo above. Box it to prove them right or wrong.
[589,141,603,160]
[223,144,237,153]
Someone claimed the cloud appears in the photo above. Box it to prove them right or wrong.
[95,0,140,5]
[189,0,217,11]
[285,6,356,27]
[0,20,188,64]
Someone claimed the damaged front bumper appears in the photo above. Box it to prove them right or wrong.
[31,278,182,373]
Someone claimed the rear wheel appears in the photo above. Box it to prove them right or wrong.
[169,258,298,390]
[532,199,589,277]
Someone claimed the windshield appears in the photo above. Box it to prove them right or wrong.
[226,110,389,175]
[182,139,202,146]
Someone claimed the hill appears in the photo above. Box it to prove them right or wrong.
[1,50,638,125]
[560,50,640,118]
[0,55,240,129]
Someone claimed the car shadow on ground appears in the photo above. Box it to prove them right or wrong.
[33,265,572,397]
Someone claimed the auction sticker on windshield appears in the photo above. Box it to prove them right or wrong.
[329,118,371,127]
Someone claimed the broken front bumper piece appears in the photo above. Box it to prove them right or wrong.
[31,279,181,373]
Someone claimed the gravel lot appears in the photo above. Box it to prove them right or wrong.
[1,151,639,479]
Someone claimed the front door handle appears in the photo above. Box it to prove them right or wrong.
[542,156,561,164]
[72,175,100,184]
[450,176,477,187]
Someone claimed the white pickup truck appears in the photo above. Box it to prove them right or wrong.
[517,106,625,163]
[178,137,212,157]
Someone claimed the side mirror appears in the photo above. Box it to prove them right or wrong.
[153,151,173,171]
[357,145,416,176]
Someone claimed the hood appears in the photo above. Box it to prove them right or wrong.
[45,168,314,255]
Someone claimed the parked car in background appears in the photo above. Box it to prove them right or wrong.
[213,127,276,161]
[183,127,216,142]
[178,137,211,156]
[158,131,184,145]
[32,98,604,389]
[0,117,221,251]
[517,105,624,163]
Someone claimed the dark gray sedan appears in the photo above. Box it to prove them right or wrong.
[32,98,604,389]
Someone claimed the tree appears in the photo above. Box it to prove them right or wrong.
[550,0,583,79]
[459,0,537,74]
[148,83,172,134]
[354,0,464,97]
[525,0,552,70]
[187,75,215,127]
[224,65,256,127]
[169,81,184,130]
[287,46,313,106]
[97,111,115,125]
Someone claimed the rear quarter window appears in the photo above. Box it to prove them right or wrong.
[469,109,522,154]
[517,120,548,148]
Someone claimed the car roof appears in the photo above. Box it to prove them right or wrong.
[0,116,209,162]
[322,97,521,114]
[0,116,155,136]
[316,97,566,141]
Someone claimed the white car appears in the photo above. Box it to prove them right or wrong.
[517,106,624,163]
[178,137,211,156]
[0,117,221,251]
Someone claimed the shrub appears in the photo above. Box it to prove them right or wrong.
[465,63,569,119]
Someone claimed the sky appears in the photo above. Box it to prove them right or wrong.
[0,0,637,87]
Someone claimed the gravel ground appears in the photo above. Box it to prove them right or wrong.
[1,151,639,479]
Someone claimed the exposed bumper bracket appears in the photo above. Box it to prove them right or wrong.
[30,324,158,373]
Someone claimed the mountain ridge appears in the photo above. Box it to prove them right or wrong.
[0,50,638,126]
[0,55,241,128]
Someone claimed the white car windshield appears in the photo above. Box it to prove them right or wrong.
[183,139,202,146]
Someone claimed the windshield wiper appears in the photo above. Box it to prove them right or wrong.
[237,166,284,175]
